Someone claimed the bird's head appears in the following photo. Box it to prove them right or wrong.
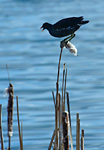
[40,23,51,31]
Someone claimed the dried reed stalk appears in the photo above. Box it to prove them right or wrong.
[59,93,62,150]
[7,83,14,150]
[49,91,57,150]
[0,104,4,150]
[57,48,63,93]
[21,121,23,143]
[76,113,80,150]
[55,82,59,150]
[52,91,56,107]
[81,129,84,150]
[66,92,73,150]
[62,111,69,150]
[66,92,71,128]
[62,63,65,112]
[63,68,67,111]
[54,46,64,150]
[48,130,55,150]
[16,96,23,150]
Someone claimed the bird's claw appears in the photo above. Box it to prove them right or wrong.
[60,34,75,48]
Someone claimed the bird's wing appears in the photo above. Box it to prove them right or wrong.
[53,16,84,29]
[56,26,75,32]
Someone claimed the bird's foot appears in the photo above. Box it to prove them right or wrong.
[60,34,75,48]
[60,40,66,48]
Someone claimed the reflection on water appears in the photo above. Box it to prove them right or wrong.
[0,0,104,149]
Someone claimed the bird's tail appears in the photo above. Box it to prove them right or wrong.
[80,20,89,25]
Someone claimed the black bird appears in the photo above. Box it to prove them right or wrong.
[40,16,89,41]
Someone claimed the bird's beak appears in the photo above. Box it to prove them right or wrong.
[40,26,44,32]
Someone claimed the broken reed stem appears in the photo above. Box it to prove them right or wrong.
[55,82,58,150]
[62,112,69,150]
[21,121,23,143]
[62,63,65,112]
[54,43,64,150]
[76,113,80,150]
[52,91,56,107]
[81,130,84,150]
[66,92,73,150]
[0,105,4,150]
[16,96,23,150]
[64,68,67,110]
[57,48,63,93]
[48,130,55,150]
[59,93,62,150]
[66,92,71,128]
[51,91,57,150]
[7,83,14,150]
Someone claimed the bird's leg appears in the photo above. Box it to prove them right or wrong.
[63,35,72,42]
[65,33,75,42]
[69,33,75,41]
[60,36,71,48]
[60,34,75,48]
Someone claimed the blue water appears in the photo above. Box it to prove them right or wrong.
[0,0,104,149]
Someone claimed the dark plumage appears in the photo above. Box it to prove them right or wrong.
[40,16,89,38]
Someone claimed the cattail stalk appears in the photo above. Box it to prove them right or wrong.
[7,83,14,150]
[48,130,55,150]
[76,113,80,150]
[62,63,65,112]
[81,129,84,150]
[52,91,56,107]
[55,82,59,150]
[59,93,62,150]
[57,48,63,93]
[0,105,4,150]
[62,111,69,150]
[63,68,67,110]
[66,92,73,150]
[16,96,23,150]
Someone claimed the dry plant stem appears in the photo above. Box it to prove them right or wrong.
[49,92,56,150]
[66,92,73,150]
[16,96,23,150]
[48,130,55,150]
[57,47,63,93]
[52,90,56,148]
[52,91,56,107]
[81,130,84,150]
[66,92,71,128]
[21,121,23,142]
[59,93,62,150]
[8,137,11,150]
[0,105,4,150]
[62,64,65,112]
[76,113,80,150]
[62,112,69,150]
[55,82,58,150]
[64,69,67,110]
[55,44,63,149]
